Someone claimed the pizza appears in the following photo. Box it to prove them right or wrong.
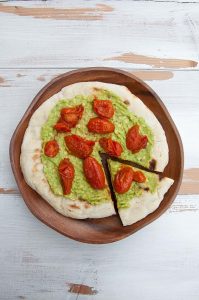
[20,82,174,225]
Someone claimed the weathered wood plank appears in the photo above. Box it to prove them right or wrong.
[0,1,199,69]
[0,68,198,194]
[0,194,199,300]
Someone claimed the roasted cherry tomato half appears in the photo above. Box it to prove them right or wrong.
[87,117,115,134]
[133,170,146,183]
[126,125,148,153]
[114,166,134,194]
[58,158,75,195]
[44,140,59,157]
[83,157,106,189]
[65,134,95,159]
[61,104,84,128]
[99,137,123,157]
[93,99,114,119]
[54,122,71,133]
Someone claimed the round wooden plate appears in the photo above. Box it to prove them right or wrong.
[10,67,184,244]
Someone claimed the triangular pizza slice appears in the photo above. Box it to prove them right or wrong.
[108,159,174,226]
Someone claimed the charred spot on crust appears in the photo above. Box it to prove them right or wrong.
[32,153,40,161]
[32,165,38,173]
[32,163,41,173]
[144,187,149,192]
[35,148,40,153]
[93,87,101,92]
[124,100,130,105]
[69,204,80,209]
[84,202,91,209]
[78,196,85,201]
[149,159,156,171]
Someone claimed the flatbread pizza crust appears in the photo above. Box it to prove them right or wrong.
[20,82,170,221]
[118,177,174,226]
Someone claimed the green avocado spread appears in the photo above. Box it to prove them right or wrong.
[41,89,154,205]
[108,160,158,209]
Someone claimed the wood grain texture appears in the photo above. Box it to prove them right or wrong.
[0,3,113,21]
[179,168,199,194]
[105,52,198,68]
[0,188,19,194]
[0,0,199,68]
[130,71,174,81]
[1,194,199,300]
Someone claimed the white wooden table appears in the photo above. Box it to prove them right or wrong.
[0,1,199,299]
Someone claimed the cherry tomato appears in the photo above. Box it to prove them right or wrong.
[54,122,71,133]
[61,104,84,128]
[65,135,95,159]
[114,166,134,194]
[87,117,115,134]
[44,140,59,157]
[58,158,75,195]
[133,170,146,183]
[126,125,148,153]
[93,99,114,119]
[83,157,106,189]
[99,138,123,157]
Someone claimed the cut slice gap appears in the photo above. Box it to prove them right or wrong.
[100,153,118,215]
[99,153,169,225]
[106,155,161,175]
[107,158,174,226]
